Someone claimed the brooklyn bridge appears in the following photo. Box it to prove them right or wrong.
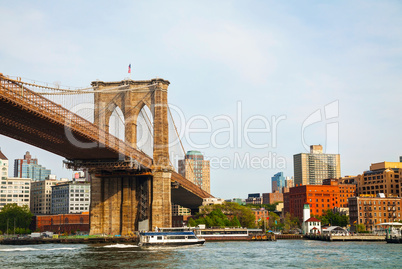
[0,73,212,235]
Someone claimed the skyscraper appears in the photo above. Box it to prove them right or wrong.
[178,150,210,193]
[271,172,286,193]
[293,145,341,186]
[14,151,51,181]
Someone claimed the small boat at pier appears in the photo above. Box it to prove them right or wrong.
[378,222,402,243]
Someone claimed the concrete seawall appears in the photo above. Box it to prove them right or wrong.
[306,234,385,241]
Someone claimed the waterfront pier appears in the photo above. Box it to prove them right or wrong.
[306,234,385,242]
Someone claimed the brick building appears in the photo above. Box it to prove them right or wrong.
[284,179,356,223]
[355,162,402,197]
[252,208,269,226]
[349,196,402,232]
[31,213,89,233]
[262,191,283,204]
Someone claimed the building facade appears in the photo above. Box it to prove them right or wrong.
[355,162,402,197]
[202,197,225,206]
[172,204,191,216]
[0,177,31,210]
[31,179,68,215]
[271,172,286,193]
[284,180,356,223]
[246,193,262,204]
[178,150,210,193]
[262,191,284,204]
[14,151,51,181]
[349,196,402,232]
[293,145,341,186]
[51,181,90,214]
[252,208,269,226]
[0,150,9,180]
[286,176,294,188]
[30,213,89,233]
[0,150,32,210]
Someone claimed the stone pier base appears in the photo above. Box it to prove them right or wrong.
[89,174,153,235]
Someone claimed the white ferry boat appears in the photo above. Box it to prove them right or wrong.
[139,228,205,247]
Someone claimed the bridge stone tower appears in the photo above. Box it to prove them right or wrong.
[90,78,172,234]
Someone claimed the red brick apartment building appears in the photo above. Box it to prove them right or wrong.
[349,196,402,232]
[284,179,356,223]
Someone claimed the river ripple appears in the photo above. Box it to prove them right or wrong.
[0,240,400,268]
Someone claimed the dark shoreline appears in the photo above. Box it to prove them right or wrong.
[0,234,306,245]
[0,237,139,245]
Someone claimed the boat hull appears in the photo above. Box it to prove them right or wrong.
[386,238,402,243]
[140,240,205,247]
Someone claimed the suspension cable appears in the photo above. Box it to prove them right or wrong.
[168,106,202,188]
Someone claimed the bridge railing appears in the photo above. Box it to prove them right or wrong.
[0,75,153,168]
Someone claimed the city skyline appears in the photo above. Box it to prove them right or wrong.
[0,1,401,199]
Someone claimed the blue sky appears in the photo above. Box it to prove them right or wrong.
[0,0,401,199]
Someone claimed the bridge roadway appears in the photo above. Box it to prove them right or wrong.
[0,74,211,210]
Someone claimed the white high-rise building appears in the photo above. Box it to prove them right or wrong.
[0,150,31,210]
[294,145,341,186]
[51,181,90,214]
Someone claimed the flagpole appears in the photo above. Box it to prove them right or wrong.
[128,63,132,80]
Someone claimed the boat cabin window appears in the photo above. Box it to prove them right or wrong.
[157,236,162,240]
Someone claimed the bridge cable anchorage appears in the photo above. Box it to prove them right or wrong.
[167,106,202,189]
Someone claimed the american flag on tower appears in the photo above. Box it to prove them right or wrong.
[128,64,131,73]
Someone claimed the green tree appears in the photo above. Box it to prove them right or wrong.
[193,202,256,228]
[188,218,197,227]
[0,204,33,234]
[267,212,280,231]
[282,212,300,233]
[316,210,349,227]
[356,224,366,233]
[230,216,241,227]
[245,203,279,212]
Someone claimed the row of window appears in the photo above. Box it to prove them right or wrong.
[359,201,400,205]
[0,198,29,202]
[1,181,30,185]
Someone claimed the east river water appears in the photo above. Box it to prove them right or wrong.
[0,240,400,268]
